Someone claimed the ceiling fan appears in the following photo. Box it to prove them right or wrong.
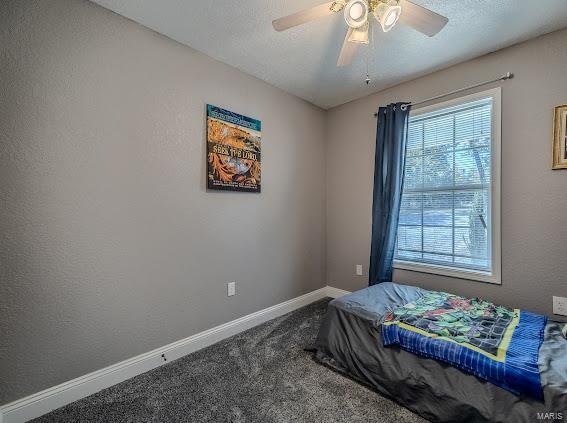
[272,0,448,66]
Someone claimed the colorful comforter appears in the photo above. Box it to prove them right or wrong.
[382,290,547,400]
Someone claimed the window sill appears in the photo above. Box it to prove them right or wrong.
[393,260,501,285]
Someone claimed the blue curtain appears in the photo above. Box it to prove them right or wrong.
[369,102,411,285]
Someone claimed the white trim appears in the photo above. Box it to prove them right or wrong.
[394,260,499,284]
[325,286,351,298]
[489,87,502,284]
[0,286,346,423]
[395,87,502,285]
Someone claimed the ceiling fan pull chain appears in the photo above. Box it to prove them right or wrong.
[364,23,373,85]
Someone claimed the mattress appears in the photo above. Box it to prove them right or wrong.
[314,283,567,423]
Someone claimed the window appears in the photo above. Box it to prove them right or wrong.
[394,88,501,284]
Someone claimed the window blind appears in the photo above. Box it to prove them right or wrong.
[395,97,493,272]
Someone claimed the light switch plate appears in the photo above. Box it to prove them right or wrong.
[553,296,567,316]
[227,282,236,297]
[356,265,363,276]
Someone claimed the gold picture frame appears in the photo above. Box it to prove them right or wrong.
[552,104,567,169]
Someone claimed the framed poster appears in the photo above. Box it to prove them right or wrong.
[552,104,567,169]
[206,104,261,192]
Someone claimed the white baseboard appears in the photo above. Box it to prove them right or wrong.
[0,285,349,423]
[325,286,351,298]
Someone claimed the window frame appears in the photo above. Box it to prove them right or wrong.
[393,87,502,285]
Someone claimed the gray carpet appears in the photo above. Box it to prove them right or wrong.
[33,299,426,422]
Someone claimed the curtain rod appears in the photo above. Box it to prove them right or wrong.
[373,72,513,117]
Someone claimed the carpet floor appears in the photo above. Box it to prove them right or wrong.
[32,299,426,422]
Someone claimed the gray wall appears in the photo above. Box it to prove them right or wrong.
[0,0,326,404]
[326,29,567,319]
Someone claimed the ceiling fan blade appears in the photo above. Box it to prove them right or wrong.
[272,2,336,32]
[337,28,360,67]
[399,0,448,37]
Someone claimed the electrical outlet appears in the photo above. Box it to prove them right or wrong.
[356,264,363,276]
[553,296,567,316]
[227,282,236,297]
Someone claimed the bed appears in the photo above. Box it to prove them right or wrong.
[314,282,567,422]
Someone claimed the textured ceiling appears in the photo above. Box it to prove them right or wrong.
[90,0,567,109]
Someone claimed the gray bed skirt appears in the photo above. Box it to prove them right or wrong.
[314,283,567,423]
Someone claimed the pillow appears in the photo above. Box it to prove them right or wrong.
[562,323,567,339]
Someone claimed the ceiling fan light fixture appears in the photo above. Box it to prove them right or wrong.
[329,1,346,13]
[347,22,369,44]
[344,0,368,28]
[373,0,402,32]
